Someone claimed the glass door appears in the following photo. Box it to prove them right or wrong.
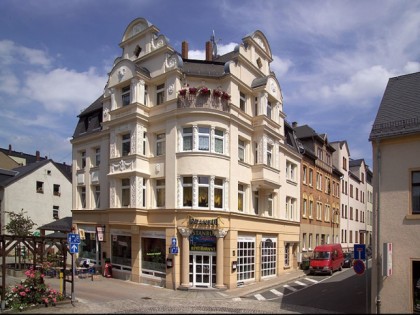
[189,253,216,287]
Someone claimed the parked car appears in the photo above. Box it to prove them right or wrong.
[309,244,344,275]
[343,252,354,268]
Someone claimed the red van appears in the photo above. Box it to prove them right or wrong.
[309,244,344,275]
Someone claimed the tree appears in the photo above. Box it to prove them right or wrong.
[4,209,37,236]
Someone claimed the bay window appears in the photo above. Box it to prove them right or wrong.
[214,178,224,209]
[198,176,209,207]
[198,127,210,151]
[182,127,193,151]
[214,129,224,153]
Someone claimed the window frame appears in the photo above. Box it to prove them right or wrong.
[156,133,166,156]
[156,83,165,105]
[412,170,420,214]
[122,85,131,106]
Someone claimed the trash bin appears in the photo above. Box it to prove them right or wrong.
[301,258,310,270]
[104,260,112,278]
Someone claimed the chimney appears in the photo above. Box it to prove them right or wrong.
[205,41,212,61]
[292,122,298,128]
[36,150,40,161]
[8,144,12,154]
[182,41,189,59]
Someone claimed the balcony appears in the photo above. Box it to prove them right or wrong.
[251,164,280,190]
[108,156,149,177]
[177,94,230,113]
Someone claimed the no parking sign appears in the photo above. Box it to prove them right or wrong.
[353,259,365,275]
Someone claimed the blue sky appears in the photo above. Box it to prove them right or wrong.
[0,0,419,168]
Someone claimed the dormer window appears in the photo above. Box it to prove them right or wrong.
[122,85,131,106]
[134,45,142,57]
[257,57,262,69]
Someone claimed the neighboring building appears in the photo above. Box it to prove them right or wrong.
[71,17,301,290]
[331,140,372,253]
[0,159,73,233]
[293,123,342,260]
[0,144,48,167]
[369,71,420,313]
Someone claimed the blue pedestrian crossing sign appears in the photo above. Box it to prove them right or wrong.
[69,243,79,254]
[67,233,80,244]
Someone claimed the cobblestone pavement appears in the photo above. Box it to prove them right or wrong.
[2,269,314,314]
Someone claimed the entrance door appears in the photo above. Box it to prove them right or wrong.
[189,253,216,287]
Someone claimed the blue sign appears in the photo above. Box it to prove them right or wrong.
[67,233,80,244]
[69,243,79,254]
[169,246,178,254]
[354,244,366,260]
[171,237,177,246]
[353,259,365,275]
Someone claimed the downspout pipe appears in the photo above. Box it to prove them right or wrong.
[375,138,381,314]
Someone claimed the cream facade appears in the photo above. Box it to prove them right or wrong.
[71,17,301,290]
[369,72,420,313]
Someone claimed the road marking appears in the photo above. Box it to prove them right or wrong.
[217,292,229,297]
[283,284,297,292]
[232,297,242,301]
[305,278,319,283]
[270,289,283,296]
[255,293,266,300]
[295,281,308,286]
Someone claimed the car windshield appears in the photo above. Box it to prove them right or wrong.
[345,253,353,259]
[314,251,330,259]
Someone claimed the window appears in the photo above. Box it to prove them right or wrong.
[286,161,296,181]
[93,148,100,167]
[36,181,44,193]
[214,178,224,209]
[239,92,246,111]
[80,150,86,169]
[80,186,86,209]
[198,127,210,151]
[122,133,131,156]
[121,178,130,207]
[317,147,323,160]
[284,243,290,267]
[350,184,353,198]
[412,171,420,214]
[254,142,258,164]
[324,204,330,222]
[302,233,307,250]
[266,144,273,167]
[309,200,314,218]
[266,101,272,119]
[182,127,193,151]
[111,234,132,267]
[256,57,262,68]
[134,45,142,57]
[303,165,307,184]
[156,83,165,105]
[142,178,147,208]
[182,177,193,207]
[156,133,165,156]
[214,129,224,153]
[142,237,165,278]
[350,207,353,220]
[309,169,313,186]
[156,179,165,207]
[309,233,313,250]
[53,184,60,196]
[198,176,209,207]
[254,191,259,215]
[356,188,359,200]
[254,97,258,116]
[143,132,147,156]
[356,209,359,221]
[144,84,148,106]
[316,172,322,190]
[267,193,273,217]
[53,206,59,220]
[122,85,131,106]
[302,198,307,218]
[237,239,255,281]
[238,139,245,162]
[238,184,245,212]
[316,202,322,220]
[261,239,277,277]
[342,157,347,170]
[94,185,100,208]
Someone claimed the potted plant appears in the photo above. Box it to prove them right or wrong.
[221,91,231,101]
[213,89,222,98]
[179,88,187,97]
[189,87,197,95]
[199,87,210,96]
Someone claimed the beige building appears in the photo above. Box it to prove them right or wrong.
[369,71,420,313]
[70,17,301,290]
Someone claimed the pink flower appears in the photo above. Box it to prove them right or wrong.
[19,291,26,297]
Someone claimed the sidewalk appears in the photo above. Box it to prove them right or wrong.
[4,268,308,313]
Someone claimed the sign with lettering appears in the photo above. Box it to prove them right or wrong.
[188,216,218,227]
[189,230,216,252]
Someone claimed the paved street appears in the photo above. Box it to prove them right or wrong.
[2,269,313,314]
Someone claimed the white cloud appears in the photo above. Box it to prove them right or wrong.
[271,55,293,77]
[0,40,51,68]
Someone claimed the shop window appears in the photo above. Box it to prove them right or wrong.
[142,238,166,278]
[237,239,255,282]
[261,238,277,277]
[111,234,132,267]
[79,231,98,263]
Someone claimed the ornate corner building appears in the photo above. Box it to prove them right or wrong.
[70,17,301,289]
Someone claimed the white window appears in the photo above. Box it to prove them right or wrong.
[309,233,313,250]
[198,127,210,151]
[182,177,193,207]
[266,101,272,119]
[309,200,313,218]
[254,191,259,214]
[261,238,277,277]
[317,202,322,220]
[286,161,297,181]
[122,85,131,106]
[214,178,224,209]
[156,133,165,156]
[214,129,224,154]
[80,150,86,169]
[238,184,245,212]
[267,193,273,217]
[143,132,147,156]
[325,204,330,222]
[238,139,245,162]
[237,239,255,281]
[121,178,130,207]
[122,134,131,156]
[284,243,290,267]
[94,185,100,208]
[144,84,148,106]
[182,127,193,151]
[303,165,307,184]
[80,186,86,209]
[198,176,209,207]
[302,233,307,251]
[156,84,165,105]
[239,92,246,111]
[303,198,307,218]
[95,148,100,167]
[316,172,322,190]
[141,178,147,208]
[53,206,59,220]
[266,144,273,167]
[156,179,165,207]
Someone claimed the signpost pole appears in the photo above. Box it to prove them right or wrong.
[71,253,75,304]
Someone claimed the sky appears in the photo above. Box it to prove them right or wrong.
[0,0,419,168]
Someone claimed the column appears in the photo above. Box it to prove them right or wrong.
[213,229,228,289]
[178,227,191,289]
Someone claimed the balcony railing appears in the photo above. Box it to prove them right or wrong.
[177,95,230,112]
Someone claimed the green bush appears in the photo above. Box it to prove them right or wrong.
[4,263,65,311]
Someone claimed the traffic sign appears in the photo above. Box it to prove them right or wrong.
[353,259,365,275]
[67,233,80,244]
[354,244,366,260]
[171,237,177,246]
[69,243,79,254]
[169,246,178,254]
